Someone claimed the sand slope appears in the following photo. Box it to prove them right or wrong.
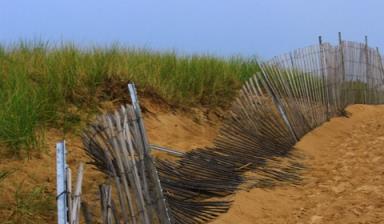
[1,104,383,223]
[212,104,384,224]
[0,106,220,223]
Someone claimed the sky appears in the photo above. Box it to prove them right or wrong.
[1,0,383,59]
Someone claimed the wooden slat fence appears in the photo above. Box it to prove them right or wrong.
[62,37,384,224]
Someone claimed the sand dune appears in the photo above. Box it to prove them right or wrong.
[1,104,383,223]
[212,104,384,224]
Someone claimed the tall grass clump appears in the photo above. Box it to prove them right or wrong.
[0,41,261,152]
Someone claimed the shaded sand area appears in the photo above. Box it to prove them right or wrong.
[212,104,384,224]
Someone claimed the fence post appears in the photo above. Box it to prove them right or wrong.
[338,32,347,109]
[376,47,384,104]
[364,35,370,104]
[318,35,330,121]
[338,32,346,82]
[56,141,68,224]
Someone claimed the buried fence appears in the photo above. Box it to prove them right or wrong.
[57,36,384,223]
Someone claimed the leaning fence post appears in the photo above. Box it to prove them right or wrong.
[56,141,68,224]
[70,163,84,224]
[128,83,173,224]
[128,84,150,154]
[256,70,298,142]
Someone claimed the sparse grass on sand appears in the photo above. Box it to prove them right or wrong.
[0,41,260,153]
[0,182,54,224]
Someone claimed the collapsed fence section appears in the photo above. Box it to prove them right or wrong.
[83,85,172,224]
[72,38,384,224]
[159,38,384,223]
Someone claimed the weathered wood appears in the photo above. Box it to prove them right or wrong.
[70,163,84,224]
[66,167,72,223]
[128,84,172,224]
[56,141,68,224]
[150,144,184,156]
[81,38,384,224]
[100,184,114,224]
[81,202,93,224]
[56,142,85,224]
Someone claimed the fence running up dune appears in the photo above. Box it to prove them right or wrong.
[59,37,384,224]
[265,37,384,139]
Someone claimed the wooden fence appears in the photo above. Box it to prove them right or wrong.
[82,84,172,224]
[59,37,384,224]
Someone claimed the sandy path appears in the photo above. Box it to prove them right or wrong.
[212,104,384,224]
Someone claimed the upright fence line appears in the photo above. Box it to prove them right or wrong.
[264,37,384,139]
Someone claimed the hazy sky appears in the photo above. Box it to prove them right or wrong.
[1,0,383,59]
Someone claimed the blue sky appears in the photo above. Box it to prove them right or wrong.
[1,0,383,59]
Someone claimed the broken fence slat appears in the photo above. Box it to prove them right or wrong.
[150,144,184,156]
[70,163,84,224]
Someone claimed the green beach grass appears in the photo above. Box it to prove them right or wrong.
[0,41,260,153]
